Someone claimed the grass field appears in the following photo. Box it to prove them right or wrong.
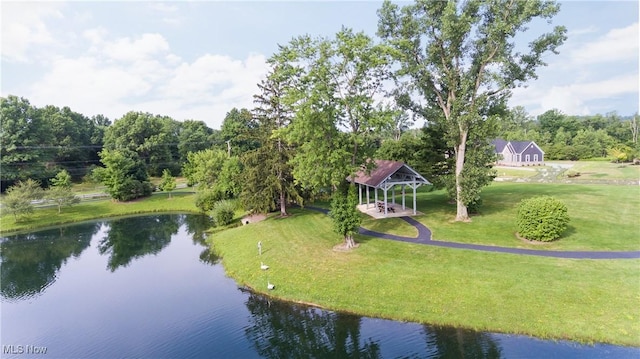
[494,166,539,180]
[413,183,640,251]
[0,191,200,234]
[559,161,640,181]
[211,207,640,346]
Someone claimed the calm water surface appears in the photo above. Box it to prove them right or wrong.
[1,214,638,358]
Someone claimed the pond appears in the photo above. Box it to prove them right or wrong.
[1,214,638,358]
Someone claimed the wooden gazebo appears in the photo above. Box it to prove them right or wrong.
[349,160,431,217]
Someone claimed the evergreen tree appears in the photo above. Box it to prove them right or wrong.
[241,60,301,216]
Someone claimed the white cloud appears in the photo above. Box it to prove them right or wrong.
[161,53,268,102]
[83,27,108,45]
[28,56,153,118]
[511,73,638,116]
[570,22,639,65]
[102,33,170,62]
[28,27,269,129]
[1,2,63,62]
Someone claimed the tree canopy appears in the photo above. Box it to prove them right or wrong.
[378,0,567,221]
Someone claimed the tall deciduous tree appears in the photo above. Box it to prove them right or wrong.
[378,0,566,221]
[0,96,53,190]
[282,28,393,190]
[40,105,100,180]
[177,120,215,162]
[93,149,153,201]
[104,111,180,177]
[220,108,259,156]
[241,60,301,216]
[182,149,228,189]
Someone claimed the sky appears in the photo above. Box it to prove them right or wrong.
[1,1,638,130]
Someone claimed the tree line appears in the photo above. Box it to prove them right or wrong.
[3,1,637,244]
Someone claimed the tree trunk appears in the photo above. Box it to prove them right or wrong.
[279,190,287,217]
[454,130,470,222]
[344,234,356,248]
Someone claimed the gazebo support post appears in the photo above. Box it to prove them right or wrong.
[402,184,406,210]
[412,178,417,215]
[383,185,388,216]
[392,186,395,205]
[366,186,370,209]
[358,184,362,206]
[374,187,378,206]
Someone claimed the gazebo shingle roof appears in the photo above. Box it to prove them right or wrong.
[351,160,414,188]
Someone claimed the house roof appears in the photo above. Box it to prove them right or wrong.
[493,138,544,155]
[510,141,533,154]
[349,160,431,188]
[492,139,508,153]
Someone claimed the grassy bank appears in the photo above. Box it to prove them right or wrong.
[0,192,200,235]
[211,208,640,346]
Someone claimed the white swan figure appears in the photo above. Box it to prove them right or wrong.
[261,262,269,270]
[267,281,275,290]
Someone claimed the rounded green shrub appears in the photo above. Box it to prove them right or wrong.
[211,199,236,227]
[516,196,569,242]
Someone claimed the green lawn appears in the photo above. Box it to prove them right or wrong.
[414,182,640,251]
[494,166,540,180]
[360,215,418,237]
[0,192,200,234]
[211,208,640,346]
[560,161,640,181]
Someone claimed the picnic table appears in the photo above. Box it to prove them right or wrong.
[376,201,395,213]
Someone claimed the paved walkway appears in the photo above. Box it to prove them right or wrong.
[307,207,640,260]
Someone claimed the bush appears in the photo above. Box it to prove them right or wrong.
[195,190,224,212]
[517,196,569,242]
[109,179,153,201]
[211,200,236,227]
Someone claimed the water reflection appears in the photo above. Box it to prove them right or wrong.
[183,214,212,246]
[1,214,215,301]
[244,290,508,359]
[0,222,99,301]
[423,325,502,358]
[183,214,221,265]
[97,215,181,271]
[245,292,382,358]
